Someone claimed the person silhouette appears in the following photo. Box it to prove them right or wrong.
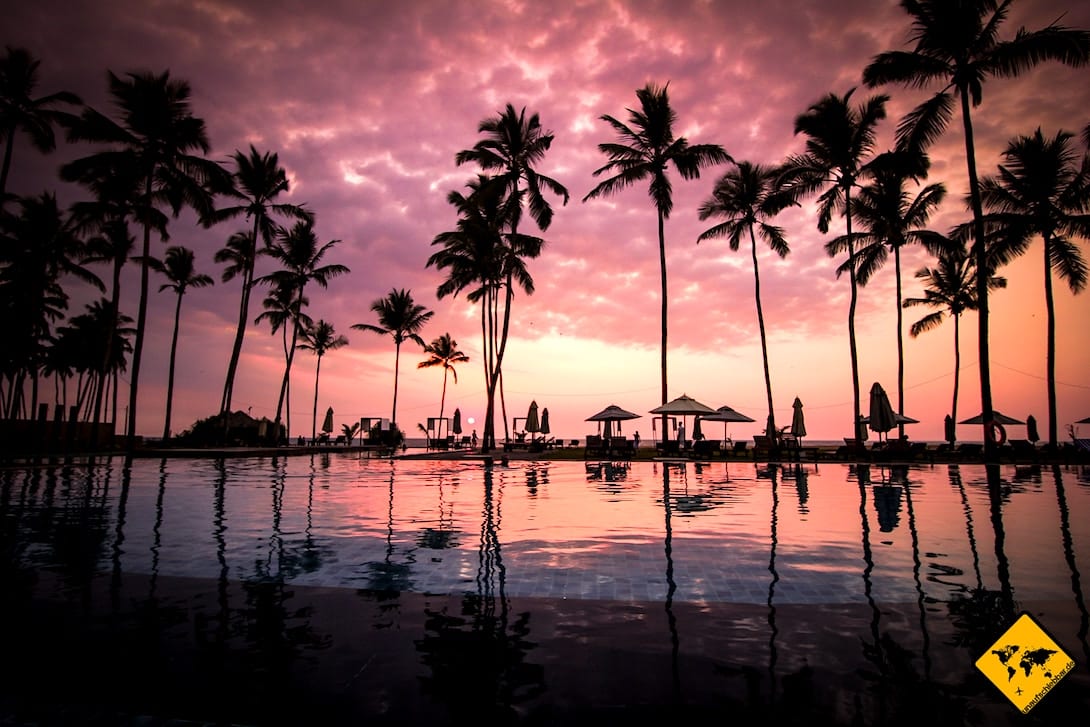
[633,431,641,450]
[472,430,478,448]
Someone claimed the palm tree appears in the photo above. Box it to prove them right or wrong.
[354,289,433,427]
[0,46,81,204]
[297,319,348,442]
[0,192,102,418]
[213,146,309,418]
[256,218,348,440]
[255,282,311,444]
[418,333,469,435]
[904,242,1005,441]
[51,299,134,424]
[61,70,231,443]
[68,164,150,435]
[978,128,1090,446]
[826,151,947,437]
[697,161,798,437]
[784,89,888,441]
[427,176,541,451]
[583,82,730,438]
[863,0,1090,456]
[148,246,213,441]
[455,104,567,445]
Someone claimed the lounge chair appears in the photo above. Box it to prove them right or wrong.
[692,439,720,459]
[1008,439,1038,462]
[732,440,750,458]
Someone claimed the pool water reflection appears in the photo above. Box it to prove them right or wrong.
[1,455,1088,725]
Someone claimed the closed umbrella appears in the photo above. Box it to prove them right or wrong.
[1026,415,1039,443]
[868,383,897,441]
[452,408,462,435]
[541,408,550,437]
[692,416,703,441]
[525,400,540,442]
[791,397,806,444]
[944,414,956,444]
[322,406,334,434]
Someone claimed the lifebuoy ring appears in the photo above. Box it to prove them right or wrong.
[985,420,1007,446]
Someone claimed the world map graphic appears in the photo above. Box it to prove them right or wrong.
[990,645,1059,682]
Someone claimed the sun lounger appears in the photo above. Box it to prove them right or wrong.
[691,439,720,459]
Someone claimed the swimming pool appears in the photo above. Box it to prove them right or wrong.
[2,455,1088,724]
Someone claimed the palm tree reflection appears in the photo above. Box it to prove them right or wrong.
[1052,465,1090,663]
[416,473,460,551]
[766,462,780,704]
[658,462,682,701]
[415,463,544,720]
[366,466,414,593]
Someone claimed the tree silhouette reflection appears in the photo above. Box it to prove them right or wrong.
[415,465,545,721]
[1052,464,1090,663]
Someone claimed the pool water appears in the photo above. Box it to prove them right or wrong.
[2,455,1088,725]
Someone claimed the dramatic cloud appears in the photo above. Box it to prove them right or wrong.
[5,0,1089,441]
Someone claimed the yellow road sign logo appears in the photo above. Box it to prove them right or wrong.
[975,612,1075,714]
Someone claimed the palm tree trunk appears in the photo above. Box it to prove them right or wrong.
[273,308,300,444]
[221,221,259,416]
[127,175,155,446]
[845,189,861,442]
[391,340,401,426]
[495,273,515,444]
[658,208,669,442]
[93,255,123,446]
[1043,235,1058,446]
[0,128,15,205]
[311,353,323,442]
[960,91,994,459]
[750,229,775,433]
[162,291,183,441]
[480,292,493,451]
[439,366,448,424]
[952,313,961,443]
[895,245,905,440]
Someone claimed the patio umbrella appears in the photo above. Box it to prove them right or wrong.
[525,400,540,442]
[650,394,716,444]
[868,383,897,441]
[959,411,1024,425]
[1026,414,1039,443]
[1078,416,1090,424]
[452,408,462,435]
[541,408,550,437]
[586,404,641,439]
[791,397,807,442]
[703,404,756,442]
[861,412,920,425]
[944,414,956,444]
[322,406,334,434]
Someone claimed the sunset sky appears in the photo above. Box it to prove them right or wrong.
[5,0,1090,443]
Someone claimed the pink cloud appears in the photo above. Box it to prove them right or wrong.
[4,0,1089,441]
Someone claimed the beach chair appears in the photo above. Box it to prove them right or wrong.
[752,435,775,460]
[955,442,983,461]
[692,439,720,459]
[1009,439,1037,462]
[732,440,750,459]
